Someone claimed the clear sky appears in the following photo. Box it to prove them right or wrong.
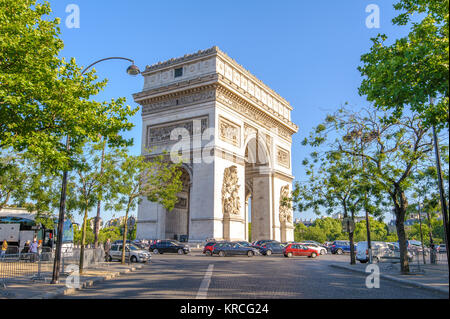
[45,0,408,225]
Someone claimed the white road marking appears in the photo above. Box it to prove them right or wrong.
[196,264,214,299]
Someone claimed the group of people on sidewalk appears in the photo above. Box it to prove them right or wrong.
[1,238,41,261]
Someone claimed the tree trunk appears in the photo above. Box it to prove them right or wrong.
[121,208,130,264]
[393,187,409,273]
[349,210,356,265]
[79,208,88,274]
[93,141,106,248]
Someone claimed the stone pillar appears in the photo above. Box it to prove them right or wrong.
[251,174,272,241]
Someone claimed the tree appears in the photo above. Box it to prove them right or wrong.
[293,124,385,264]
[0,151,28,210]
[105,151,183,264]
[354,218,388,242]
[358,0,449,129]
[0,0,138,172]
[70,141,120,273]
[311,107,434,273]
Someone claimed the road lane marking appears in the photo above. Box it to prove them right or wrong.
[196,264,214,299]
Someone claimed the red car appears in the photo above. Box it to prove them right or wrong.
[203,241,229,256]
[203,242,216,256]
[283,243,318,258]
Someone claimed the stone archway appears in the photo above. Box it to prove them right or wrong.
[164,167,191,241]
[244,135,272,242]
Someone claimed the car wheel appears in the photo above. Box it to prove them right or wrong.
[205,251,212,256]
[287,252,293,258]
[266,250,272,256]
[130,256,137,263]
[247,250,254,257]
[152,249,159,254]
[311,252,317,258]
[219,251,225,257]
[177,248,184,255]
[337,249,343,255]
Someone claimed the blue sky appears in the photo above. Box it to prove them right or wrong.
[45,0,409,225]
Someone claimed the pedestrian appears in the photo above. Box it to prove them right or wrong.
[29,238,39,262]
[104,238,111,262]
[21,240,30,254]
[1,240,7,258]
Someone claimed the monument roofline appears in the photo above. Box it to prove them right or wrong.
[141,46,293,111]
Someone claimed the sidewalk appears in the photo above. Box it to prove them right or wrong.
[0,262,144,299]
[330,260,449,296]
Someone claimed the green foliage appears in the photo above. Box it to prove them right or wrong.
[353,217,388,242]
[0,0,138,172]
[358,0,449,129]
[294,217,347,243]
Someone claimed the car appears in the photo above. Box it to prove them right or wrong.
[252,239,280,248]
[283,243,318,258]
[212,242,259,257]
[299,242,327,255]
[330,240,352,255]
[150,239,190,254]
[258,242,285,256]
[356,241,396,263]
[438,244,447,254]
[106,243,151,263]
[393,240,429,257]
[203,240,228,256]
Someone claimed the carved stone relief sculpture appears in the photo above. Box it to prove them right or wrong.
[222,166,241,216]
[279,185,293,224]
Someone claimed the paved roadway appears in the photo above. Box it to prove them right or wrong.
[62,252,446,299]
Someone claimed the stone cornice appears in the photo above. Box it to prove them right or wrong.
[139,46,294,114]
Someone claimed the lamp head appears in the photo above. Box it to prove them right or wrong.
[126,63,141,76]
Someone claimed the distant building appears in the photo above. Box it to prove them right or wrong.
[294,218,314,227]
[105,216,136,229]
[89,217,103,230]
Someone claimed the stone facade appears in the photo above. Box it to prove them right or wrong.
[133,46,297,242]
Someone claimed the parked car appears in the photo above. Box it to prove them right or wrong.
[438,244,447,254]
[394,240,429,257]
[150,239,190,254]
[106,243,151,263]
[212,242,259,257]
[252,240,280,248]
[356,241,396,263]
[258,242,285,256]
[299,242,327,255]
[330,240,352,255]
[203,240,228,256]
[283,243,318,258]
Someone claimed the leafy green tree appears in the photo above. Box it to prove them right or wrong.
[98,226,122,244]
[311,107,434,273]
[354,218,388,242]
[0,151,28,210]
[105,150,182,264]
[71,141,120,273]
[0,0,138,172]
[358,0,449,129]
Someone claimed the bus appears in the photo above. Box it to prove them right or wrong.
[0,207,74,255]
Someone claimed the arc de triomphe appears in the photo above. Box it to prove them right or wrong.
[133,46,298,243]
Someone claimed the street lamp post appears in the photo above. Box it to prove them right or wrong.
[417,202,426,265]
[51,57,140,284]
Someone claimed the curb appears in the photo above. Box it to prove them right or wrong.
[330,264,449,296]
[35,264,144,299]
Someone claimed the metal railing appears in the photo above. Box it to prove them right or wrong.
[1,247,106,290]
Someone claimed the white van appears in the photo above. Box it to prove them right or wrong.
[356,241,394,263]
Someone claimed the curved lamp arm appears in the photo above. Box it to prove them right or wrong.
[81,57,139,75]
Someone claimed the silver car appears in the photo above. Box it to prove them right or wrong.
[107,243,151,263]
